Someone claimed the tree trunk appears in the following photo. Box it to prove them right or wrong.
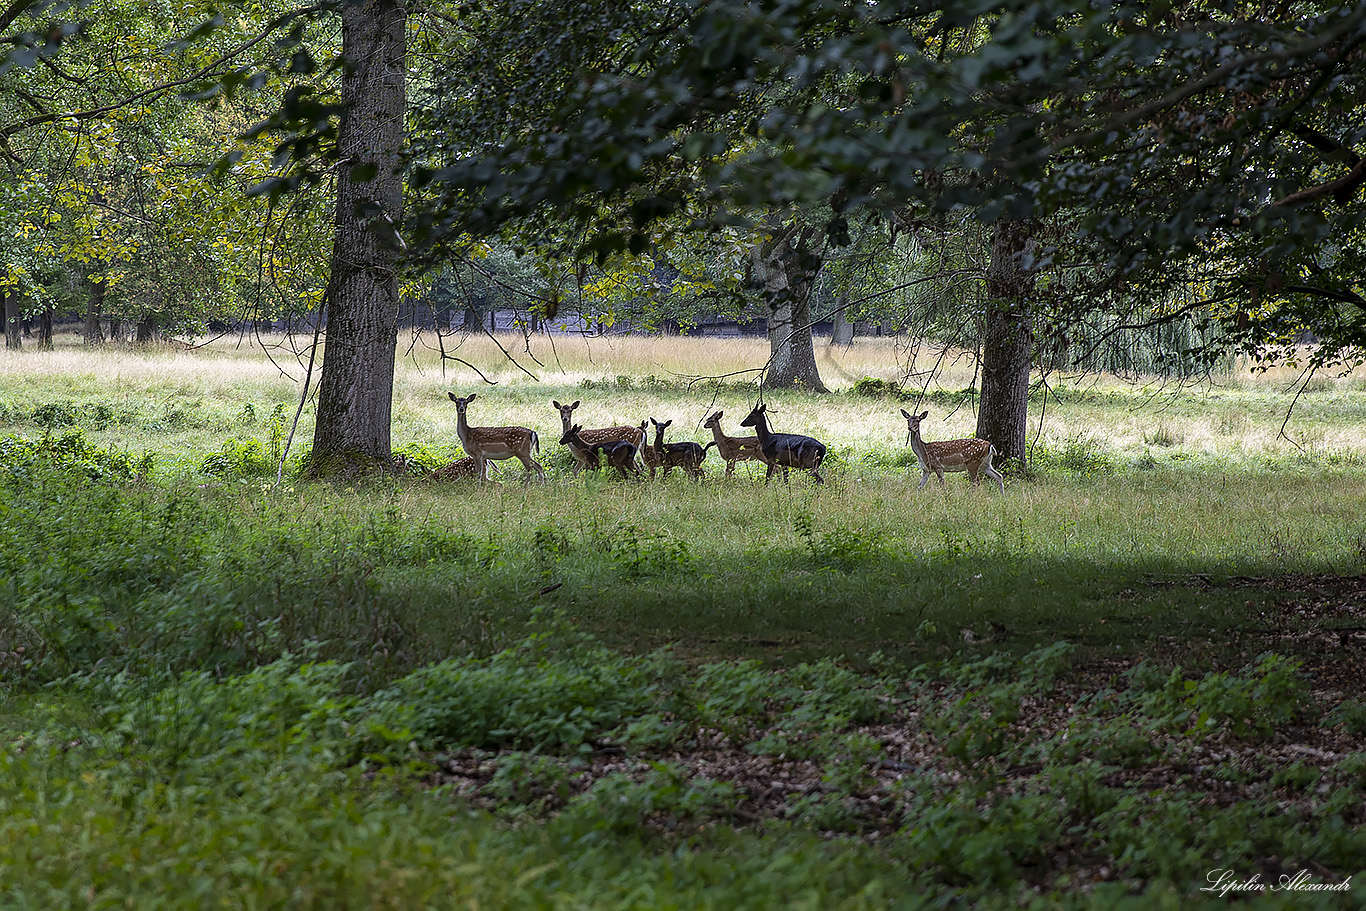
[135,312,156,343]
[84,276,105,345]
[976,219,1038,469]
[38,305,53,350]
[309,0,407,474]
[4,288,20,350]
[751,223,830,393]
[830,293,853,345]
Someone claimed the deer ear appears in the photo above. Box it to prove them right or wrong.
[900,409,910,419]
[553,400,561,409]
[448,392,459,402]
[918,411,928,422]
[571,400,580,409]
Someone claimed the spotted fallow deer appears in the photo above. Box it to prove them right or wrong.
[702,410,766,477]
[552,400,646,475]
[900,409,1005,493]
[447,392,545,483]
[430,456,500,483]
[739,403,827,484]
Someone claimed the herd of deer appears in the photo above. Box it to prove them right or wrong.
[439,392,1006,493]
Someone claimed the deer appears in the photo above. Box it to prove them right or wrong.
[900,409,1005,493]
[702,410,766,477]
[637,420,663,479]
[447,392,545,484]
[739,403,827,484]
[552,400,646,475]
[650,417,707,479]
[559,424,642,480]
[430,456,500,483]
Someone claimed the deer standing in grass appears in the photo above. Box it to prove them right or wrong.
[559,424,642,480]
[901,409,1005,493]
[447,392,545,484]
[553,400,645,475]
[636,420,661,478]
[739,403,827,484]
[703,410,766,477]
[650,418,707,479]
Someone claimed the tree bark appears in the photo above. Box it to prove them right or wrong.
[976,218,1038,468]
[751,223,829,393]
[309,0,407,474]
[4,288,20,350]
[830,293,853,345]
[135,312,156,343]
[38,305,53,350]
[84,276,105,345]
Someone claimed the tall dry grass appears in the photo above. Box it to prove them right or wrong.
[3,329,1365,464]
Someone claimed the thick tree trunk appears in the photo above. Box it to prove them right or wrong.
[38,305,53,350]
[309,0,407,473]
[84,277,105,345]
[976,219,1038,469]
[4,288,20,350]
[752,223,829,393]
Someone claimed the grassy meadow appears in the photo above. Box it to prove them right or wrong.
[2,330,1365,908]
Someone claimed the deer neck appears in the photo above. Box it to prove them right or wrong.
[749,413,772,445]
[907,429,932,466]
[455,410,473,449]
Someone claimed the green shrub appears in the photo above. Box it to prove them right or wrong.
[0,431,154,482]
[199,437,275,478]
[851,376,904,398]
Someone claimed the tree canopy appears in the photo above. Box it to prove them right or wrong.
[413,0,1366,369]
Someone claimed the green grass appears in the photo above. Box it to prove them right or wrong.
[2,334,1365,907]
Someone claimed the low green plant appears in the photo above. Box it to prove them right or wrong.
[1128,653,1307,741]
[199,436,275,478]
[364,617,685,754]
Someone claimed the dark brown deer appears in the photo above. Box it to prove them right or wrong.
[552,400,645,475]
[559,424,642,480]
[739,403,826,484]
[650,418,706,479]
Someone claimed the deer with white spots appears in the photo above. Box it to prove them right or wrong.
[552,400,646,475]
[901,409,1005,493]
[702,410,766,477]
[447,392,545,484]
